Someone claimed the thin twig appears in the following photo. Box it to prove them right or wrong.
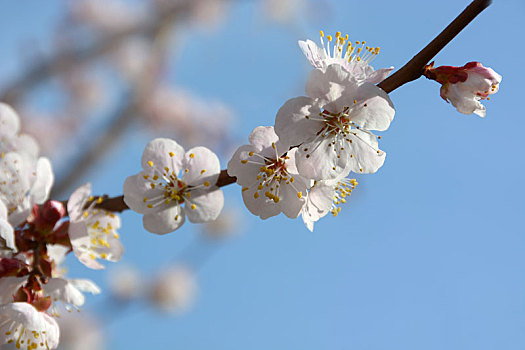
[76,0,491,213]
[377,0,492,93]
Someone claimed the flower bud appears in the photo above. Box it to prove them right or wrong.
[424,61,501,117]
[32,200,66,234]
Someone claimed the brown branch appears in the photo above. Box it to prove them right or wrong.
[70,0,492,213]
[378,0,492,93]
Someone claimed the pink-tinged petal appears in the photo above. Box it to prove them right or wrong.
[350,83,395,131]
[274,96,323,147]
[345,129,386,174]
[296,136,349,180]
[241,185,281,220]
[184,188,224,223]
[0,103,20,138]
[45,278,87,307]
[143,205,185,234]
[227,145,261,187]
[298,39,326,68]
[0,199,7,220]
[140,138,184,173]
[182,147,220,187]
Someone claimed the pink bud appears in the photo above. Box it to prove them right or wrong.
[424,61,501,117]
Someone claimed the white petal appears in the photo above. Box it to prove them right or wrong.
[67,183,91,222]
[227,145,261,187]
[296,136,348,180]
[274,96,323,147]
[30,157,54,205]
[364,67,394,84]
[69,221,105,270]
[241,185,281,220]
[185,188,224,223]
[248,126,279,153]
[0,218,16,250]
[69,279,101,295]
[305,64,358,103]
[298,39,325,68]
[141,138,184,173]
[278,180,306,219]
[345,129,386,174]
[123,174,165,214]
[0,200,7,220]
[0,276,26,304]
[143,205,185,234]
[182,147,220,187]
[0,103,20,138]
[350,82,395,131]
[45,278,86,307]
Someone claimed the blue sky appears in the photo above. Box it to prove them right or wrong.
[1,0,524,349]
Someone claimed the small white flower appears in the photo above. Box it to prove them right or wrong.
[45,278,101,312]
[424,61,501,117]
[299,31,393,84]
[123,138,224,234]
[301,176,357,231]
[0,302,59,349]
[0,152,54,226]
[67,183,124,270]
[148,265,197,314]
[227,126,309,220]
[275,63,395,180]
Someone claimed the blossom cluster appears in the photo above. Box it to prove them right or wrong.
[227,31,394,230]
[0,104,123,349]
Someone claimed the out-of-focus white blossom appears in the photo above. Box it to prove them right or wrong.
[140,86,235,151]
[70,0,147,33]
[107,265,142,301]
[111,38,152,80]
[201,208,240,239]
[299,31,393,84]
[56,311,104,350]
[275,64,395,180]
[148,265,197,314]
[228,126,309,220]
[67,183,124,270]
[424,61,501,117]
[0,103,39,161]
[124,138,224,234]
[0,302,59,349]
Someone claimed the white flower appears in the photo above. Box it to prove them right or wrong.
[0,302,59,349]
[227,126,309,219]
[424,61,501,117]
[0,152,54,226]
[107,265,141,300]
[45,278,101,312]
[0,199,16,251]
[148,265,197,314]
[299,31,393,84]
[123,138,224,234]
[301,176,357,231]
[67,183,124,270]
[275,64,395,180]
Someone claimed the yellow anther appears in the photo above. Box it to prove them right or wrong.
[249,151,255,156]
[204,181,210,187]
[186,192,191,198]
[150,183,155,189]
[336,31,341,38]
[88,196,94,201]
[201,169,207,174]
[83,211,89,218]
[254,192,259,199]
[319,30,324,37]
[190,204,196,210]
[147,161,154,167]
[297,192,303,199]
[272,142,276,149]
[143,175,149,180]
[326,35,332,41]
[100,253,107,259]
[175,215,179,221]
[184,169,189,173]
[164,167,170,172]
[153,175,159,180]
[147,204,153,208]
[169,152,175,157]
[242,187,249,192]
[241,160,248,164]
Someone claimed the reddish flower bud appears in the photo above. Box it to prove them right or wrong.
[33,200,66,234]
[424,61,501,117]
